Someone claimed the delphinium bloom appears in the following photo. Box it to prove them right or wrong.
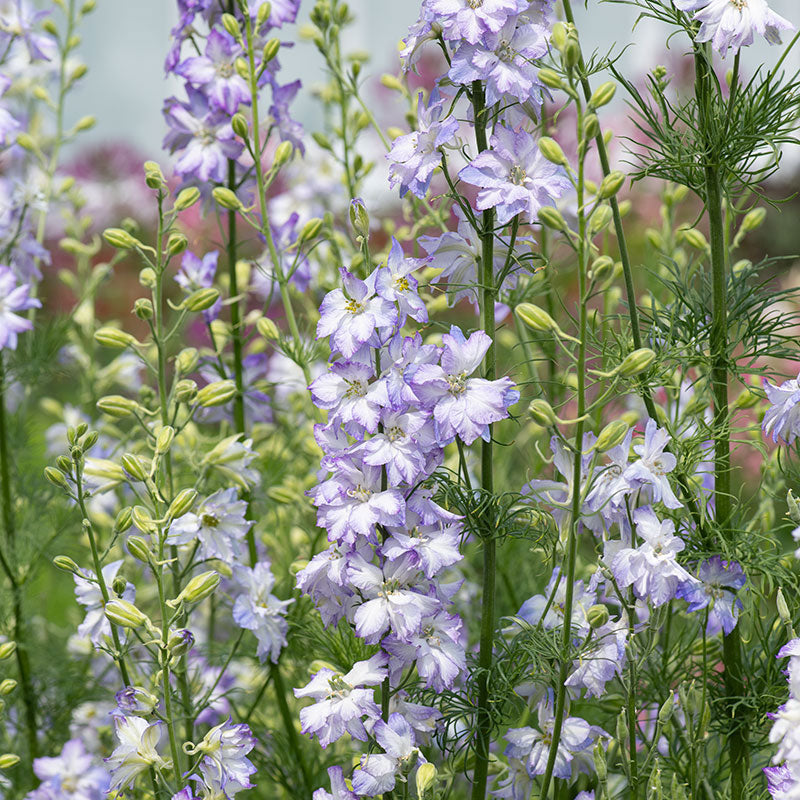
[314,766,358,800]
[673,0,793,56]
[167,488,252,562]
[458,126,572,225]
[375,239,429,325]
[387,90,458,199]
[505,695,606,780]
[175,250,218,293]
[412,326,519,445]
[449,16,550,107]
[202,434,261,488]
[765,639,800,796]
[0,76,20,146]
[73,560,136,646]
[564,616,628,698]
[763,372,800,444]
[294,654,388,747]
[27,739,109,800]
[624,419,682,509]
[427,0,528,43]
[608,506,696,607]
[0,0,53,61]
[677,556,746,635]
[0,265,41,349]
[105,716,165,792]
[194,718,257,797]
[231,561,293,663]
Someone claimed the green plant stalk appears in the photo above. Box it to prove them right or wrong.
[538,89,589,800]
[469,80,497,800]
[0,354,38,774]
[693,45,748,799]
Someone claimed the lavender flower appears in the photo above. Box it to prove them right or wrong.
[677,556,746,635]
[231,561,293,663]
[105,716,165,792]
[352,713,423,796]
[387,90,458,199]
[413,326,519,445]
[294,654,388,747]
[73,560,136,646]
[115,686,158,716]
[28,739,109,800]
[375,239,429,324]
[624,419,682,509]
[317,268,398,359]
[175,250,218,292]
[167,488,252,562]
[428,0,528,43]
[195,718,257,797]
[382,513,462,578]
[458,126,571,225]
[673,0,793,56]
[564,617,628,698]
[313,767,358,800]
[0,265,40,349]
[763,372,800,444]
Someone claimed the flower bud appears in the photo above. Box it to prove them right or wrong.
[212,186,242,211]
[134,298,154,320]
[274,140,293,167]
[527,399,557,427]
[777,587,792,626]
[0,754,20,769]
[175,379,198,403]
[231,113,249,139]
[176,347,199,374]
[256,1,272,28]
[349,198,370,239]
[537,206,566,230]
[103,227,139,250]
[139,267,157,288]
[671,775,688,800]
[184,287,221,312]
[0,642,16,661]
[105,599,148,629]
[563,35,581,69]
[538,137,568,166]
[156,426,175,455]
[0,679,17,695]
[114,507,133,533]
[586,604,609,629]
[177,571,220,604]
[121,453,149,482]
[550,22,567,52]
[174,187,200,210]
[516,303,559,333]
[168,488,197,519]
[131,505,157,534]
[299,217,324,242]
[53,556,81,574]
[268,486,297,504]
[416,762,437,797]
[221,13,241,40]
[598,171,625,199]
[143,161,165,189]
[593,740,607,782]
[681,227,708,251]
[741,207,766,232]
[44,466,70,489]
[94,327,138,349]
[167,232,188,256]
[111,575,128,596]
[538,67,563,89]
[116,686,158,715]
[589,81,616,109]
[196,380,237,408]
[594,420,630,452]
[127,535,151,563]
[658,692,674,725]
[167,628,195,657]
[256,317,280,341]
[75,115,96,132]
[618,348,656,377]
[262,37,281,63]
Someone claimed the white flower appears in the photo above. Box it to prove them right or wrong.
[104,716,164,792]
[73,560,135,646]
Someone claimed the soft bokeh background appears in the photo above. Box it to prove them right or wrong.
[71,0,800,159]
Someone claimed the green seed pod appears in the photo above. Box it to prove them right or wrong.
[178,571,220,604]
[647,761,663,800]
[184,287,221,312]
[516,303,559,333]
[196,379,237,408]
[618,348,656,377]
[593,741,607,783]
[174,187,200,210]
[527,399,557,427]
[658,692,674,726]
[105,599,149,628]
[212,186,242,211]
[594,420,630,452]
[538,136,568,166]
[589,81,616,109]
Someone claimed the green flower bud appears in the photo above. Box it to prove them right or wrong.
[527,399,557,427]
[598,171,626,199]
[550,22,567,51]
[111,575,127,596]
[777,587,792,626]
[168,488,197,520]
[671,775,688,800]
[594,420,630,452]
[593,740,607,783]
[589,81,616,109]
[94,327,138,349]
[0,754,20,770]
[741,207,766,232]
[134,298,154,320]
[658,692,674,725]
[174,187,201,211]
[582,113,600,142]
[349,198,370,239]
[415,762,437,797]
[121,454,149,481]
[647,761,663,800]
[139,267,157,288]
[143,160,165,189]
[268,486,297,504]
[44,466,70,489]
[586,604,609,628]
[537,206,567,230]
[175,379,198,403]
[0,642,16,661]
[105,599,149,629]
[681,227,708,250]
[114,506,133,533]
[167,629,195,657]
[538,67,563,89]
[176,347,199,374]
[256,1,272,28]
[618,348,656,377]
[262,37,281,63]
[563,36,581,69]
[299,217,324,242]
[196,379,237,407]
[516,303,559,333]
[167,232,188,256]
[155,426,175,455]
[53,556,81,575]
[127,535,151,563]
[312,131,332,151]
[538,137,568,166]
[131,505,157,534]
[221,13,241,40]
[184,287,221,312]
[177,571,220,604]
[103,227,139,249]
[274,140,293,167]
[0,679,17,695]
[212,186,242,211]
[256,317,280,341]
[231,112,249,139]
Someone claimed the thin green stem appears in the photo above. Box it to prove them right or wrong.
[270,662,313,796]
[470,80,497,800]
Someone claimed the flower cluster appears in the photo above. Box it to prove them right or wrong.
[766,639,800,798]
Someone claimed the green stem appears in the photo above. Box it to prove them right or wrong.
[693,44,748,800]
[538,85,589,800]
[270,662,313,797]
[469,80,497,800]
[0,355,38,774]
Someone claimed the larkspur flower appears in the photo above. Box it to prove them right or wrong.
[514,568,597,639]
[175,250,218,292]
[296,541,366,625]
[449,16,549,106]
[764,763,800,799]
[375,239,428,324]
[294,654,388,747]
[382,512,462,578]
[564,616,628,698]
[0,76,21,146]
[0,265,41,350]
[413,326,519,445]
[231,561,293,663]
[0,0,52,61]
[624,418,682,509]
[167,488,252,562]
[377,333,440,409]
[195,718,257,798]
[105,716,165,792]
[677,556,746,635]
[387,90,458,198]
[673,0,793,56]
[73,559,136,646]
[203,434,261,488]
[608,506,696,607]
[428,0,529,43]
[763,371,800,444]
[317,267,398,359]
[115,686,158,716]
[458,126,571,225]
[313,767,358,800]
[28,739,109,800]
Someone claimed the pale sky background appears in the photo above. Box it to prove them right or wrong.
[69,0,800,160]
